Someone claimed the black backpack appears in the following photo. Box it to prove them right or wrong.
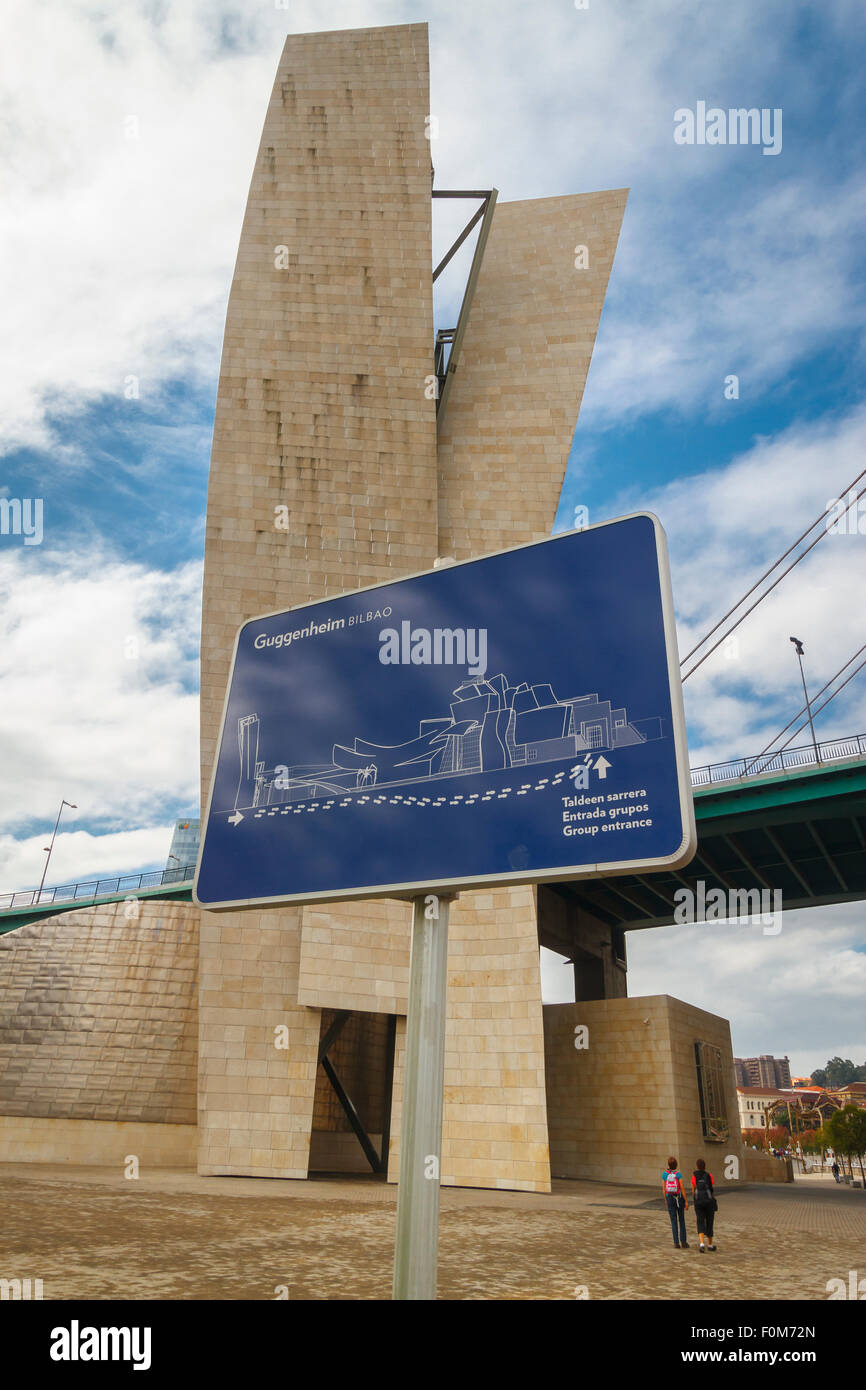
[694,1170,713,1205]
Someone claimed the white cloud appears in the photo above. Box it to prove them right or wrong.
[583,176,866,427]
[3,0,865,450]
[0,825,177,896]
[429,2,866,425]
[625,903,866,1076]
[0,548,201,880]
[540,946,575,1004]
[0,2,287,451]
[544,906,866,1078]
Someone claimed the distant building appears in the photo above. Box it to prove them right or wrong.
[734,1054,792,1088]
[737,1086,788,1131]
[166,819,200,873]
[737,1084,850,1135]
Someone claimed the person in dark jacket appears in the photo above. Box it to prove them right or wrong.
[691,1158,717,1251]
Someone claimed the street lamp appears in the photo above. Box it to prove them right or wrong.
[37,799,77,901]
[789,636,821,765]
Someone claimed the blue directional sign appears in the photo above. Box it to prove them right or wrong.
[195,514,696,908]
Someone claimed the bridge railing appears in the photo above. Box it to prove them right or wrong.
[0,864,197,914]
[689,733,866,788]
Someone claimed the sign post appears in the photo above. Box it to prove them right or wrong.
[392,892,453,1300]
[194,515,697,1302]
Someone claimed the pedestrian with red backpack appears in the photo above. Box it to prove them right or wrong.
[691,1158,718,1251]
[662,1156,689,1248]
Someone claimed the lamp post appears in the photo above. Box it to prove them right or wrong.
[37,799,77,901]
[789,637,821,765]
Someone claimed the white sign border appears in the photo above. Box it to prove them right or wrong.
[194,512,697,910]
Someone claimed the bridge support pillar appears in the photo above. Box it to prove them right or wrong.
[537,885,628,1001]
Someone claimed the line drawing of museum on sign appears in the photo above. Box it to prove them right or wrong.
[232,673,664,810]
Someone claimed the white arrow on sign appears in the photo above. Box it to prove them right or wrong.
[593,756,612,780]
[228,811,244,826]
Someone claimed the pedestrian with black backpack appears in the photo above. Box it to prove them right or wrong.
[691,1158,717,1251]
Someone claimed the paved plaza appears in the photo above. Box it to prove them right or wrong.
[1,1166,863,1301]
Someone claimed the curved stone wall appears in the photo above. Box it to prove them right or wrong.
[0,901,197,1125]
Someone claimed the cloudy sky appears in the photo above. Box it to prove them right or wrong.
[1,0,864,1074]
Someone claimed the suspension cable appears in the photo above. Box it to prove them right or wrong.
[681,481,866,681]
[681,464,866,664]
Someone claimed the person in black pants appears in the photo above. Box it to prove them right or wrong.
[662,1156,689,1248]
[691,1158,717,1251]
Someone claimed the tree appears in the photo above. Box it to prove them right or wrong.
[798,1129,823,1154]
[814,1125,832,1161]
[814,1057,862,1088]
[823,1106,866,1184]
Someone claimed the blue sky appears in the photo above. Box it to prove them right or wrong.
[1,0,865,1070]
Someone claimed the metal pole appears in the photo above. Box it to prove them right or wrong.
[37,800,75,900]
[393,892,452,1301]
[796,648,821,766]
